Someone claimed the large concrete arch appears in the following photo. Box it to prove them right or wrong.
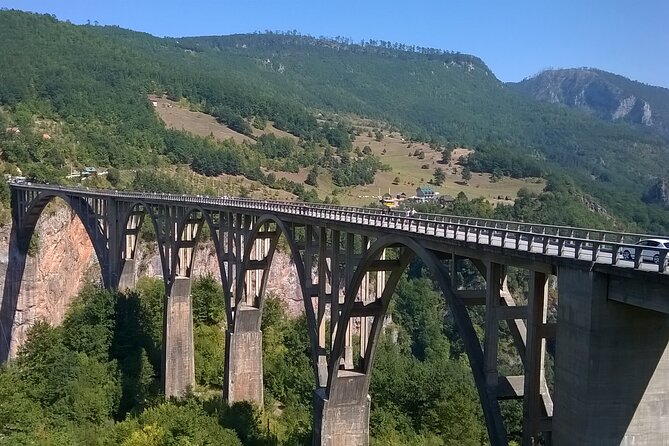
[328,234,508,446]
[0,192,110,363]
[23,192,110,284]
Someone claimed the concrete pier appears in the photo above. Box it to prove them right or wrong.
[554,267,669,445]
[313,374,370,446]
[117,259,136,291]
[163,276,195,398]
[225,306,264,405]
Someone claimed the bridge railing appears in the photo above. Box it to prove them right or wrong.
[13,184,669,273]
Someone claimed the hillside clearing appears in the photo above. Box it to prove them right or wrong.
[269,125,544,205]
[149,99,543,205]
[150,95,253,144]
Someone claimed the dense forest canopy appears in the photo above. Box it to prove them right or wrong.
[0,10,668,232]
[0,269,504,444]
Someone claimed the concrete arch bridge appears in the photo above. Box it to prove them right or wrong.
[2,184,669,446]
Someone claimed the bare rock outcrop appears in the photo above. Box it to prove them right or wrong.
[512,68,668,138]
[643,178,669,208]
[0,205,100,358]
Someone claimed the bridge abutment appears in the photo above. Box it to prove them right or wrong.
[163,276,195,398]
[554,267,669,445]
[225,306,263,405]
[313,376,370,446]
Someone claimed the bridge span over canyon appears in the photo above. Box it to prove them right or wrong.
[1,184,669,445]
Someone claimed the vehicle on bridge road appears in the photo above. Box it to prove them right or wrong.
[620,238,669,265]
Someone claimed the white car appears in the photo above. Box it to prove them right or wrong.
[620,238,669,264]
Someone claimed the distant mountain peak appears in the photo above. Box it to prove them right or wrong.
[512,68,669,139]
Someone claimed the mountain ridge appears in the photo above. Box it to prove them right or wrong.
[511,68,669,140]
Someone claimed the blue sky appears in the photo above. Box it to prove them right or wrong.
[3,0,668,88]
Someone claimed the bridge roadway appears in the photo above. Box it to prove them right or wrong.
[3,183,669,446]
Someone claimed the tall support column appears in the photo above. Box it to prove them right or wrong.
[314,243,412,446]
[160,211,200,398]
[163,276,195,398]
[484,262,503,388]
[343,233,355,369]
[226,307,263,405]
[553,267,669,445]
[225,216,271,407]
[523,271,550,445]
[317,227,330,387]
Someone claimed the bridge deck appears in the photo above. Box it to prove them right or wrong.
[13,184,669,278]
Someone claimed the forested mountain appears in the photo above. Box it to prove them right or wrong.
[511,68,669,140]
[0,10,668,232]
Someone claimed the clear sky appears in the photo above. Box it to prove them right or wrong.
[3,0,668,88]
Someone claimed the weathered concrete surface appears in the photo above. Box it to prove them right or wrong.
[554,267,669,445]
[163,277,195,398]
[117,259,136,292]
[226,307,263,405]
[313,387,370,446]
[605,269,669,314]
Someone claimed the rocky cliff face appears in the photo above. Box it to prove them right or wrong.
[511,68,669,139]
[0,205,101,358]
[0,203,303,358]
[643,178,669,208]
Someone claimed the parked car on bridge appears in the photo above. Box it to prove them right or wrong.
[620,238,669,264]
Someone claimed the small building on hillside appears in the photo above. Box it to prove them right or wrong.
[82,167,98,177]
[416,186,436,200]
[439,194,455,204]
[380,193,397,207]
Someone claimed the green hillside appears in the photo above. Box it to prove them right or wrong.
[0,10,668,231]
